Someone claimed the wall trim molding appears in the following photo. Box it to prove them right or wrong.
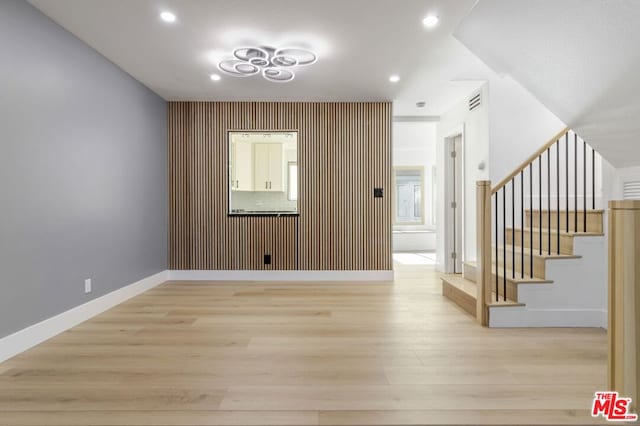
[168,270,394,282]
[0,270,168,363]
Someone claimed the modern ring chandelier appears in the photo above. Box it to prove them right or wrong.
[218,46,317,83]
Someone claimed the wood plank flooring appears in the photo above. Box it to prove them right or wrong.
[0,262,608,425]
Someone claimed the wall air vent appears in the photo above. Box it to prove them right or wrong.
[468,92,482,111]
[623,180,640,200]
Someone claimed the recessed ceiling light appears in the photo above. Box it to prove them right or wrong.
[210,73,221,81]
[389,75,400,83]
[160,11,176,23]
[422,15,439,28]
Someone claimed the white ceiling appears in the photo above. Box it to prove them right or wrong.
[29,0,486,116]
[455,0,640,167]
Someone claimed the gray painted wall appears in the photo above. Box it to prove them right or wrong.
[0,0,167,338]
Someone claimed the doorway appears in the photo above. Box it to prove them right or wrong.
[391,119,438,266]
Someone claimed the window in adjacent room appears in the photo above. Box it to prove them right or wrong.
[288,162,298,201]
[393,166,424,225]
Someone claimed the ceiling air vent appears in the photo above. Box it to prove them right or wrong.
[623,180,640,200]
[468,92,482,111]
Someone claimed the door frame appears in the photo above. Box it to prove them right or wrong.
[444,126,465,274]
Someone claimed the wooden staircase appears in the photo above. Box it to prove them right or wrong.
[442,263,524,318]
[442,209,604,321]
[441,128,607,327]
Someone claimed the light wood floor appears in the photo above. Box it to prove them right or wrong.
[0,263,609,425]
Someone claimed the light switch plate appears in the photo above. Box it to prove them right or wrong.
[84,278,92,294]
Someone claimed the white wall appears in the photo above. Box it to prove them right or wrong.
[392,120,437,252]
[488,75,566,184]
[489,235,608,328]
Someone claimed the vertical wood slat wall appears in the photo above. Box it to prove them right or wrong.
[168,102,392,271]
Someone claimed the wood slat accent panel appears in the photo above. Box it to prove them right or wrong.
[168,102,392,271]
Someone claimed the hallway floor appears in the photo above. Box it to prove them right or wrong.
[0,263,608,425]
[392,252,437,266]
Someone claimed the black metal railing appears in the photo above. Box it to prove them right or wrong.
[490,129,600,301]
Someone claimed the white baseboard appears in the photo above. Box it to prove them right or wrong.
[168,270,394,282]
[489,307,608,328]
[0,270,168,363]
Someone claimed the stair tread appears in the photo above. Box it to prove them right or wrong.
[507,227,604,237]
[526,209,604,213]
[441,274,524,307]
[494,245,581,260]
[462,261,551,284]
[441,274,475,296]
[492,268,552,284]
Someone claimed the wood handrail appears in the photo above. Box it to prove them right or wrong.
[491,127,570,194]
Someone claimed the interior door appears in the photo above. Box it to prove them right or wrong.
[451,135,463,273]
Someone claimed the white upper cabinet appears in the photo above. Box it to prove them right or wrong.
[267,143,283,191]
[231,141,253,191]
[254,143,283,192]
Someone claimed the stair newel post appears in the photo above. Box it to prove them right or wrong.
[476,180,492,326]
[608,200,640,413]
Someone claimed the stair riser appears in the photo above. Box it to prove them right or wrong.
[489,275,518,300]
[463,262,477,282]
[462,262,518,300]
[442,280,476,317]
[495,251,546,278]
[506,229,575,255]
[525,211,603,233]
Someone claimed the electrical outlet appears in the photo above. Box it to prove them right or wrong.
[374,188,384,198]
[264,254,271,265]
[84,278,92,294]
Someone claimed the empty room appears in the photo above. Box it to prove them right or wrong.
[1,0,639,425]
